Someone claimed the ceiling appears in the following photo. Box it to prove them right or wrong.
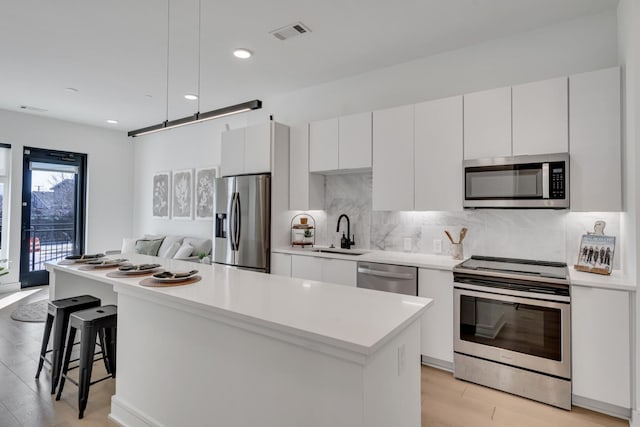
[0,0,618,132]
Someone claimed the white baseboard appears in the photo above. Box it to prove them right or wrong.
[0,282,20,293]
[572,395,631,420]
[109,395,163,427]
[421,355,454,372]
[630,410,640,427]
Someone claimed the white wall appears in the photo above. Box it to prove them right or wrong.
[0,108,133,286]
[617,0,640,422]
[248,9,618,126]
[131,114,248,239]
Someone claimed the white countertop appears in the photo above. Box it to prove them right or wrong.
[47,254,432,358]
[273,246,461,271]
[569,268,636,292]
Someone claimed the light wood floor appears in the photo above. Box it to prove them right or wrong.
[0,287,630,427]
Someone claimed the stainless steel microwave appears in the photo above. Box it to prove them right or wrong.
[463,153,569,208]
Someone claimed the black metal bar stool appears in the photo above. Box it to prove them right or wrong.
[56,305,117,419]
[35,295,102,394]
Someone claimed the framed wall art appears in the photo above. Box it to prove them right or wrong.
[195,167,217,220]
[152,171,171,219]
[172,169,194,220]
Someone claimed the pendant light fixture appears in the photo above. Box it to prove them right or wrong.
[128,0,261,138]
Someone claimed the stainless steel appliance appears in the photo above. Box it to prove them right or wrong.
[357,262,417,295]
[453,256,571,409]
[464,153,569,208]
[213,174,270,273]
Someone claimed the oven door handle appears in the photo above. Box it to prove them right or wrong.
[454,286,570,307]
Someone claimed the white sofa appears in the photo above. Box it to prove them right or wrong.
[116,234,212,263]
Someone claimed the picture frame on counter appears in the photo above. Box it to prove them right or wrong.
[172,169,194,220]
[575,234,615,275]
[152,171,171,219]
[195,166,217,220]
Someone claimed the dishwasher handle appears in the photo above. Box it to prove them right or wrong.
[357,267,415,280]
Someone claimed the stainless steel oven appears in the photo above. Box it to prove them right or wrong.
[464,153,569,208]
[453,256,571,409]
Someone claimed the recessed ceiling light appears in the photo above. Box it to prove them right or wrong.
[66,87,79,93]
[106,119,119,124]
[233,48,252,59]
[184,94,198,100]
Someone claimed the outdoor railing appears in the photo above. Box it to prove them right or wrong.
[28,222,75,272]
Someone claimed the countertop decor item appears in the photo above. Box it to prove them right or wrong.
[445,228,467,260]
[291,213,316,247]
[574,221,615,275]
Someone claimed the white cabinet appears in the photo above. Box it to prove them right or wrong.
[221,123,272,176]
[309,118,339,172]
[372,104,414,211]
[572,286,630,410]
[291,255,323,282]
[569,67,621,212]
[512,77,568,155]
[339,112,372,170]
[418,269,454,367]
[289,124,325,210]
[244,123,272,174]
[271,253,292,277]
[220,128,245,177]
[322,258,357,287]
[309,113,372,173]
[463,86,512,159]
[290,255,357,287]
[414,96,463,211]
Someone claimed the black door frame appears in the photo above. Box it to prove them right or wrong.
[19,147,87,287]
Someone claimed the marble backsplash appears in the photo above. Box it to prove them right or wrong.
[293,172,622,270]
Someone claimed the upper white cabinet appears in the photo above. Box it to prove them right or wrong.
[338,112,372,170]
[220,128,245,176]
[289,124,324,210]
[414,96,463,211]
[572,286,630,410]
[463,87,512,159]
[309,113,372,173]
[418,269,454,368]
[221,123,272,176]
[512,77,568,156]
[372,104,414,211]
[569,67,621,212]
[309,118,339,172]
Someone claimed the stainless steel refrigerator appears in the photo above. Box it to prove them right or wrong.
[213,174,271,273]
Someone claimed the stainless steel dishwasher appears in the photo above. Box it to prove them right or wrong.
[357,262,418,296]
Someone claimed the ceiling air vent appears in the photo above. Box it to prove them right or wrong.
[19,105,48,113]
[270,21,311,41]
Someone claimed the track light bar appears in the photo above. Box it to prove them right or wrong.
[128,99,262,137]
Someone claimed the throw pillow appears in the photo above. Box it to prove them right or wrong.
[121,238,138,254]
[157,235,184,258]
[163,241,181,259]
[135,238,164,256]
[174,243,194,259]
[183,237,212,258]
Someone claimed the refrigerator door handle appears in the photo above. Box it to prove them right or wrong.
[235,193,241,251]
[229,192,237,251]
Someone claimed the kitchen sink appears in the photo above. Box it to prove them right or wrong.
[311,248,368,256]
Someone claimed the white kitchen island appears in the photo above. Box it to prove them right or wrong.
[47,254,432,427]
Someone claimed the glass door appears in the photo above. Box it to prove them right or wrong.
[19,148,87,287]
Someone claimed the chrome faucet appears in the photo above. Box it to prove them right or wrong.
[336,214,355,249]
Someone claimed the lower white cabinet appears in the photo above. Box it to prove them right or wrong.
[571,286,630,410]
[271,253,292,277]
[418,269,454,367]
[290,255,357,287]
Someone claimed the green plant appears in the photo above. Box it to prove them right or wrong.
[303,230,313,238]
[198,251,207,260]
